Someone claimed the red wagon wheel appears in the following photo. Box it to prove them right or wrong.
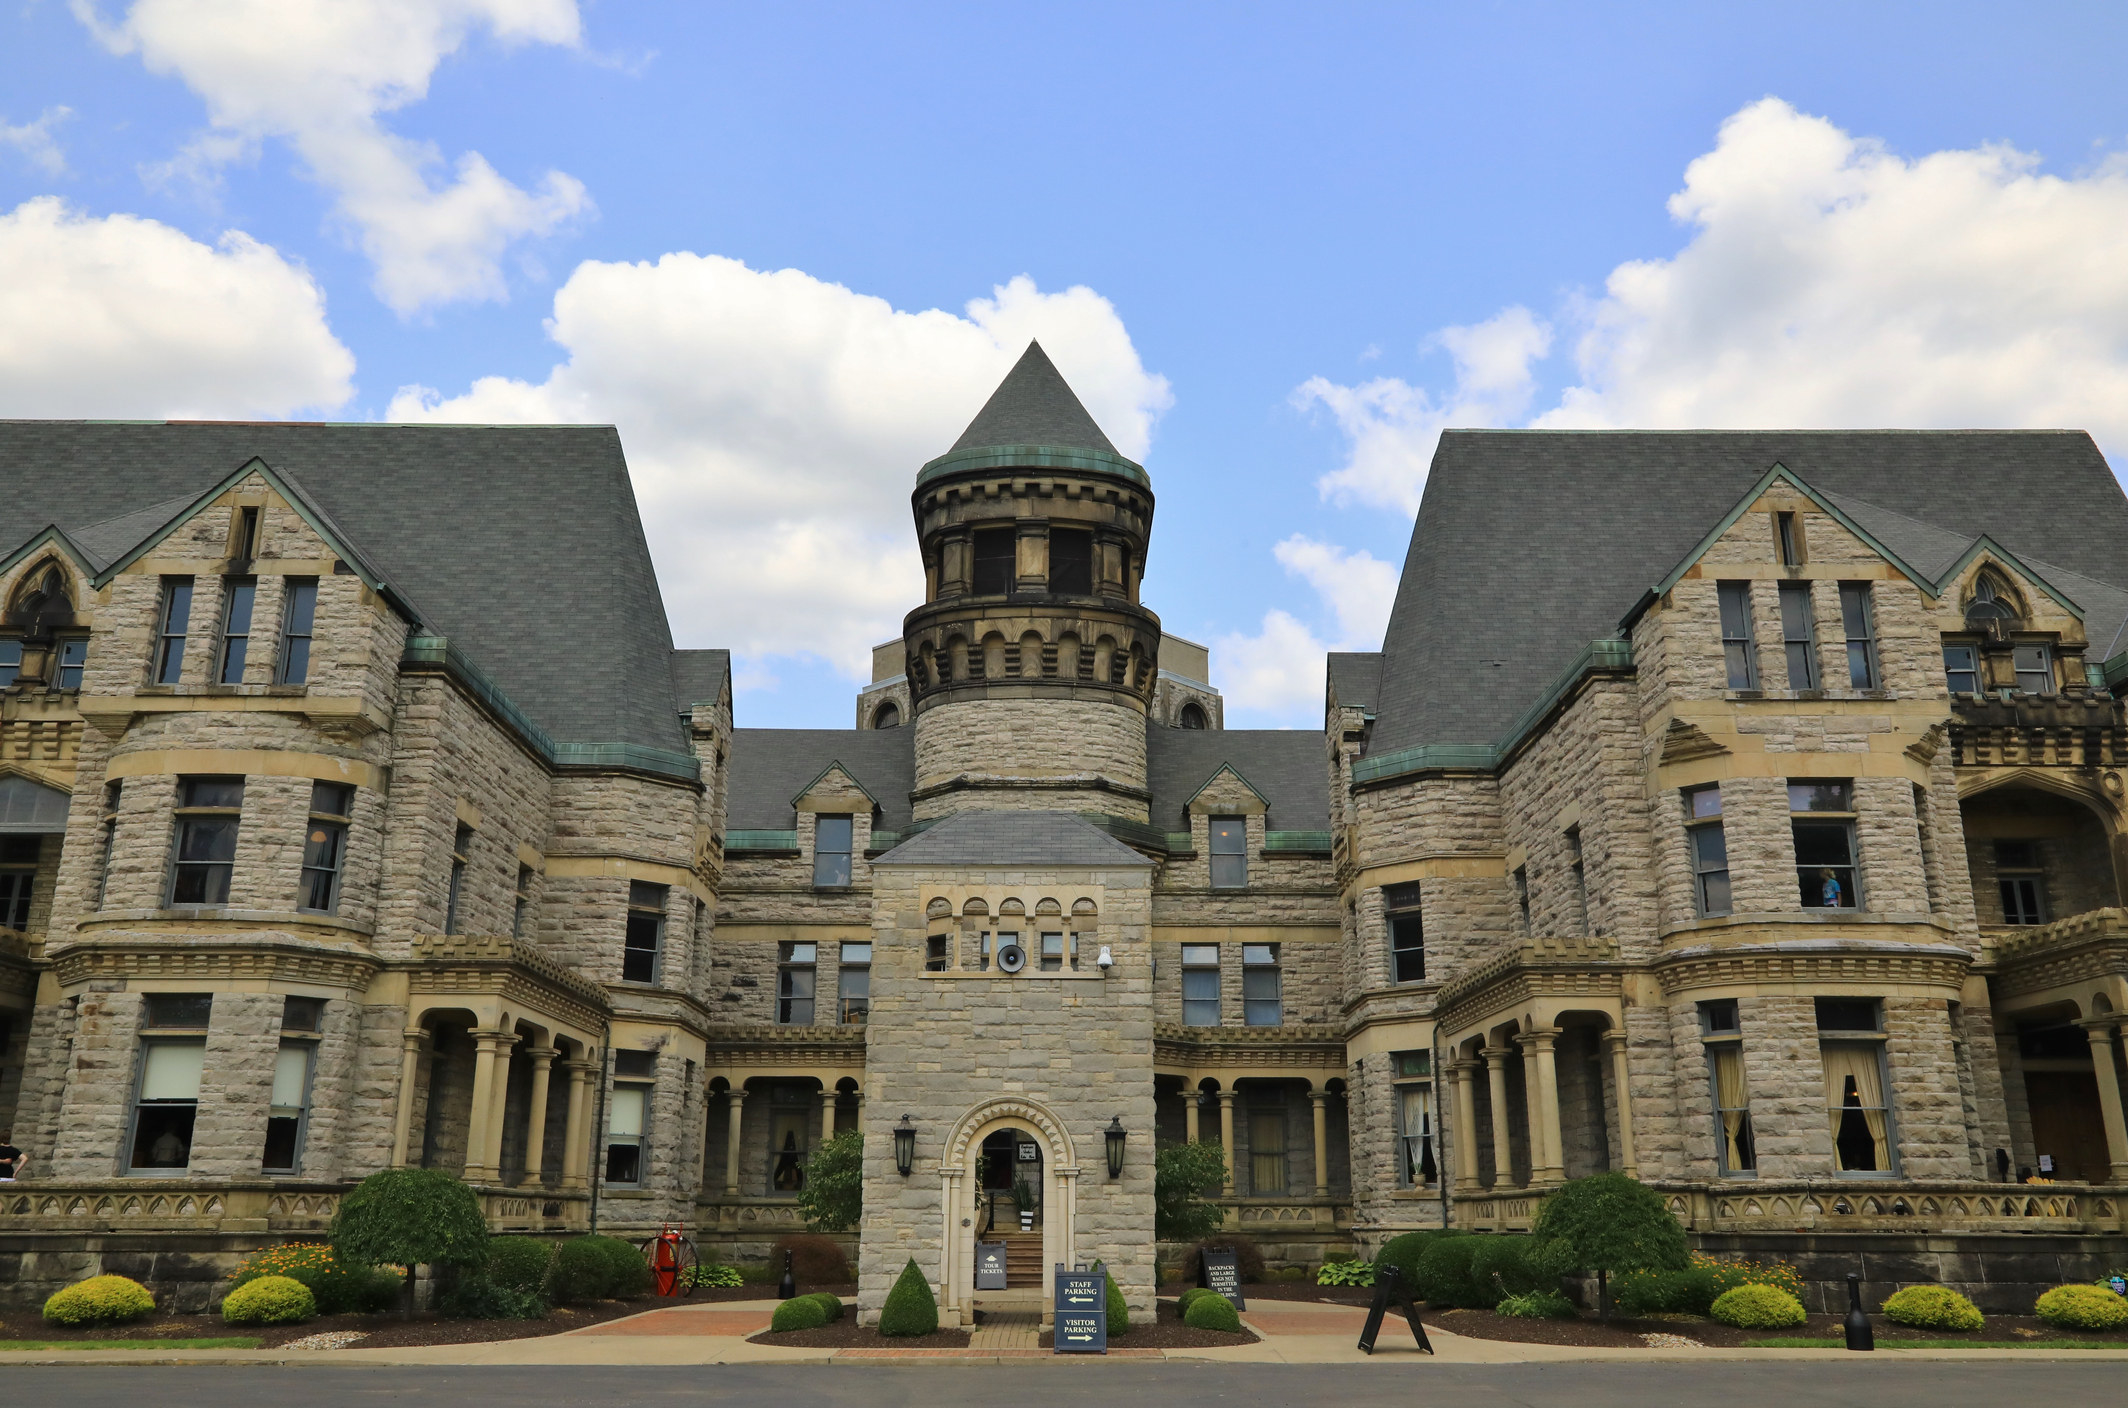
[640,1225,701,1298]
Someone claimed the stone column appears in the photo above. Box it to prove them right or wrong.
[1055,1166,1080,1272]
[1483,1045,1516,1188]
[1451,1059,1482,1193]
[481,1031,519,1182]
[523,1046,556,1185]
[1217,1089,1237,1194]
[560,1059,591,1189]
[724,1088,748,1197]
[390,1028,427,1168]
[1523,1026,1565,1185]
[1309,1087,1330,1197]
[819,1087,837,1147]
[2084,1021,2128,1183]
[463,1027,507,1183]
[1184,1087,1201,1144]
[1602,1032,1638,1178]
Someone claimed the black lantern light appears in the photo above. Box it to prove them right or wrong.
[1105,1116,1127,1179]
[894,1114,916,1176]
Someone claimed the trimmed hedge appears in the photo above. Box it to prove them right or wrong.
[43,1275,156,1327]
[1415,1236,1489,1309]
[1881,1286,1983,1332]
[770,1296,830,1332]
[1183,1293,1242,1332]
[222,1275,316,1325]
[1710,1284,1806,1330]
[879,1258,939,1337]
[1470,1237,1550,1301]
[1097,1262,1129,1337]
[1176,1287,1213,1315]
[1177,1235,1265,1286]
[548,1235,648,1304]
[2035,1284,2128,1331]
[1373,1230,1445,1289]
[487,1237,555,1294]
[803,1292,844,1321]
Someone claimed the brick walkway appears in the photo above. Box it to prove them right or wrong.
[968,1312,1041,1351]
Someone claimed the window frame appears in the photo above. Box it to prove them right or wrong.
[776,942,817,1025]
[0,835,37,931]
[837,941,871,1024]
[94,780,121,910]
[54,636,86,690]
[127,995,212,1177]
[262,1036,318,1175]
[1995,840,2046,925]
[1247,1104,1289,1195]
[1684,785,1730,918]
[604,1081,651,1188]
[812,814,854,888]
[925,934,950,972]
[167,775,243,908]
[1208,815,1247,889]
[513,864,533,939]
[297,782,352,915]
[1699,1000,1756,1177]
[0,639,18,687]
[1789,779,1860,911]
[1391,1053,1437,1189]
[1386,882,1426,984]
[1180,943,1220,1027]
[1039,931,1065,973]
[1241,942,1282,1027]
[971,528,1016,596]
[1942,642,1981,695]
[1048,526,1094,595]
[444,823,473,934]
[623,881,668,984]
[1717,580,1759,691]
[2012,642,2055,696]
[154,576,194,685]
[1777,580,1819,690]
[1816,1001,1896,1177]
[217,576,256,685]
[1839,582,1880,690]
[276,578,318,685]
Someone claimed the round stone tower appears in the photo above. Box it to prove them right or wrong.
[905,342,1161,822]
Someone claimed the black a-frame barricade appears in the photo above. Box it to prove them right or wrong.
[1356,1264,1433,1355]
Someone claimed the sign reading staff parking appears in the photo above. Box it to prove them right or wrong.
[1053,1267,1107,1354]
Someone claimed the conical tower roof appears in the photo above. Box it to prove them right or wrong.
[950,341,1118,454]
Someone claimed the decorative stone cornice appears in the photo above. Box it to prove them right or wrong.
[47,934,382,990]
[1154,1022,1345,1072]
[1652,939,1971,996]
[1431,935,1624,1033]
[404,934,612,1033]
[702,1023,866,1066]
[1988,908,2128,999]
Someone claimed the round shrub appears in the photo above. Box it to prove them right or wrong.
[230,1243,400,1316]
[549,1237,619,1304]
[222,1275,317,1325]
[1710,1283,1807,1330]
[2036,1283,2128,1331]
[1176,1287,1211,1314]
[770,1233,851,1285]
[1374,1230,1445,1289]
[1882,1285,1984,1332]
[1415,1236,1489,1309]
[487,1237,555,1294]
[879,1258,939,1337]
[1183,1292,1242,1332]
[803,1291,844,1321]
[592,1235,650,1299]
[43,1274,156,1327]
[770,1295,829,1332]
[1470,1236,1547,1302]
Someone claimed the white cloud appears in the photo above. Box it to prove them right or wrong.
[0,107,71,176]
[1214,535,1398,721]
[75,0,589,314]
[389,258,1171,675]
[0,196,354,418]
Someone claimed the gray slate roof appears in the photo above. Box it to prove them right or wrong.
[948,342,1119,455]
[1326,652,1382,714]
[0,422,684,751]
[872,809,1152,868]
[670,649,731,713]
[1373,430,2128,756]
[725,727,916,831]
[1145,727,1329,832]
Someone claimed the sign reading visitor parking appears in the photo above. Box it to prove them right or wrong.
[1053,1266,1107,1354]
[975,1242,1008,1290]
[1198,1247,1246,1310]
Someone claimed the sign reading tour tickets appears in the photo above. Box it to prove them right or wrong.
[975,1242,1008,1291]
[1053,1266,1107,1353]
[1198,1247,1246,1310]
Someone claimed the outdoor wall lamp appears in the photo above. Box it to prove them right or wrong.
[1105,1116,1127,1179]
[894,1114,916,1176]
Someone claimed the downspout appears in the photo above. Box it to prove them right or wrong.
[589,1036,611,1234]
[1435,1031,1450,1231]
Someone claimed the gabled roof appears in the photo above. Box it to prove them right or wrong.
[949,342,1118,455]
[871,809,1151,868]
[670,649,731,714]
[1145,727,1328,832]
[726,728,916,831]
[0,525,97,584]
[1373,430,2128,757]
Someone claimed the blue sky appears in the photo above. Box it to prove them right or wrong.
[7,2,2128,727]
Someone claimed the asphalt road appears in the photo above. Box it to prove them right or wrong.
[3,1362,2121,1407]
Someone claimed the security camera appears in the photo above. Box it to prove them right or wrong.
[1096,945,1113,970]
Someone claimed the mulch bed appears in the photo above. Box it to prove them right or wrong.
[1419,1307,2128,1349]
[1035,1297,1260,1349]
[0,1299,646,1350]
[747,1321,973,1349]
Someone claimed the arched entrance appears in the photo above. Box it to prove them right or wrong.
[939,1097,1079,1324]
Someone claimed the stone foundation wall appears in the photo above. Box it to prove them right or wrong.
[1693,1231,2128,1314]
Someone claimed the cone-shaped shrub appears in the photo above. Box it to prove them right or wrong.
[879,1258,939,1337]
[1097,1262,1129,1336]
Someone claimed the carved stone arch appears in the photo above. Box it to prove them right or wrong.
[6,556,76,636]
[1957,765,2119,819]
[944,1094,1078,1168]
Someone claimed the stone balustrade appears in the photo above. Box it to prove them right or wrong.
[0,1178,589,1236]
[1454,1178,2128,1237]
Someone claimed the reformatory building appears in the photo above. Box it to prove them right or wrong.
[5,345,2128,1316]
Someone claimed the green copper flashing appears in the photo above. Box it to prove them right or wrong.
[916,443,1150,492]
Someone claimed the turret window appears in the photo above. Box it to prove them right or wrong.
[1049,528,1092,594]
[1790,780,1858,909]
[298,783,352,914]
[1386,881,1425,983]
[972,529,1015,596]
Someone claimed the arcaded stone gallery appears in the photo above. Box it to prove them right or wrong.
[5,346,2128,1316]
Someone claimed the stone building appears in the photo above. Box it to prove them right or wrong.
[4,350,2128,1316]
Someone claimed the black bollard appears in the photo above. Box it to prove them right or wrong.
[1844,1272,1874,1351]
[778,1248,796,1301]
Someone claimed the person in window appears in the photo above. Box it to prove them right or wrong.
[1819,867,1845,909]
[0,1129,23,1180]
[772,1130,806,1191]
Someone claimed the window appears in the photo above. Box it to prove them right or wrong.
[0,836,36,931]
[1040,932,1064,972]
[925,934,950,972]
[1385,881,1425,983]
[769,1093,810,1192]
[154,577,194,684]
[1249,1107,1288,1194]
[872,701,900,729]
[971,528,1016,596]
[1208,816,1246,888]
[2013,643,2054,695]
[1775,510,1801,566]
[1179,701,1208,729]
[444,823,472,934]
[812,814,853,887]
[95,781,120,909]
[1718,580,1758,690]
[1942,643,1981,695]
[1049,527,1093,595]
[1701,1000,1755,1175]
[168,776,242,906]
[513,865,533,938]
[1965,573,2019,627]
[1394,1053,1436,1188]
[777,942,817,1024]
[1818,999,1892,1174]
[1242,943,1282,1027]
[277,579,317,684]
[129,995,210,1173]
[1996,841,2046,925]
[606,1083,648,1186]
[1565,828,1589,936]
[218,577,256,684]
[624,881,667,983]
[0,641,17,687]
[1685,786,1730,918]
[1790,780,1858,909]
[231,505,261,561]
[1181,944,1220,1026]
[1513,865,1531,933]
[263,1039,315,1173]
[1840,583,1879,690]
[1778,581,1818,690]
[54,637,86,689]
[838,941,871,1024]
[298,782,352,914]
[282,995,324,1032]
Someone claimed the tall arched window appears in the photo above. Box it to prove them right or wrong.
[872,700,901,729]
[1964,572,2022,629]
[1178,701,1208,730]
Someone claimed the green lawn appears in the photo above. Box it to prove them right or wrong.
[1749,1336,2128,1350]
[0,1337,263,1351]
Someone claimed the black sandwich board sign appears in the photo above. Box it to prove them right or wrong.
[1357,1264,1433,1355]
[1053,1265,1107,1354]
[1198,1246,1246,1310]
[975,1242,1008,1291]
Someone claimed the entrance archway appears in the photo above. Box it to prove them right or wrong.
[939,1097,1079,1324]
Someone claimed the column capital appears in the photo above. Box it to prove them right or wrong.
[2080,1019,2121,1038]
[525,1045,559,1065]
[1601,1030,1630,1053]
[728,1087,749,1105]
[1516,1026,1560,1050]
[1481,1044,1513,1065]
[1308,1088,1329,1107]
[1216,1089,1237,1107]
[1449,1057,1483,1077]
[471,1027,520,1049]
[400,1028,430,1050]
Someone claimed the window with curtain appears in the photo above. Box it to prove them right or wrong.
[262,1041,314,1173]
[1397,1082,1436,1188]
[1708,1045,1756,1174]
[1249,1107,1288,1194]
[1822,1043,1893,1174]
